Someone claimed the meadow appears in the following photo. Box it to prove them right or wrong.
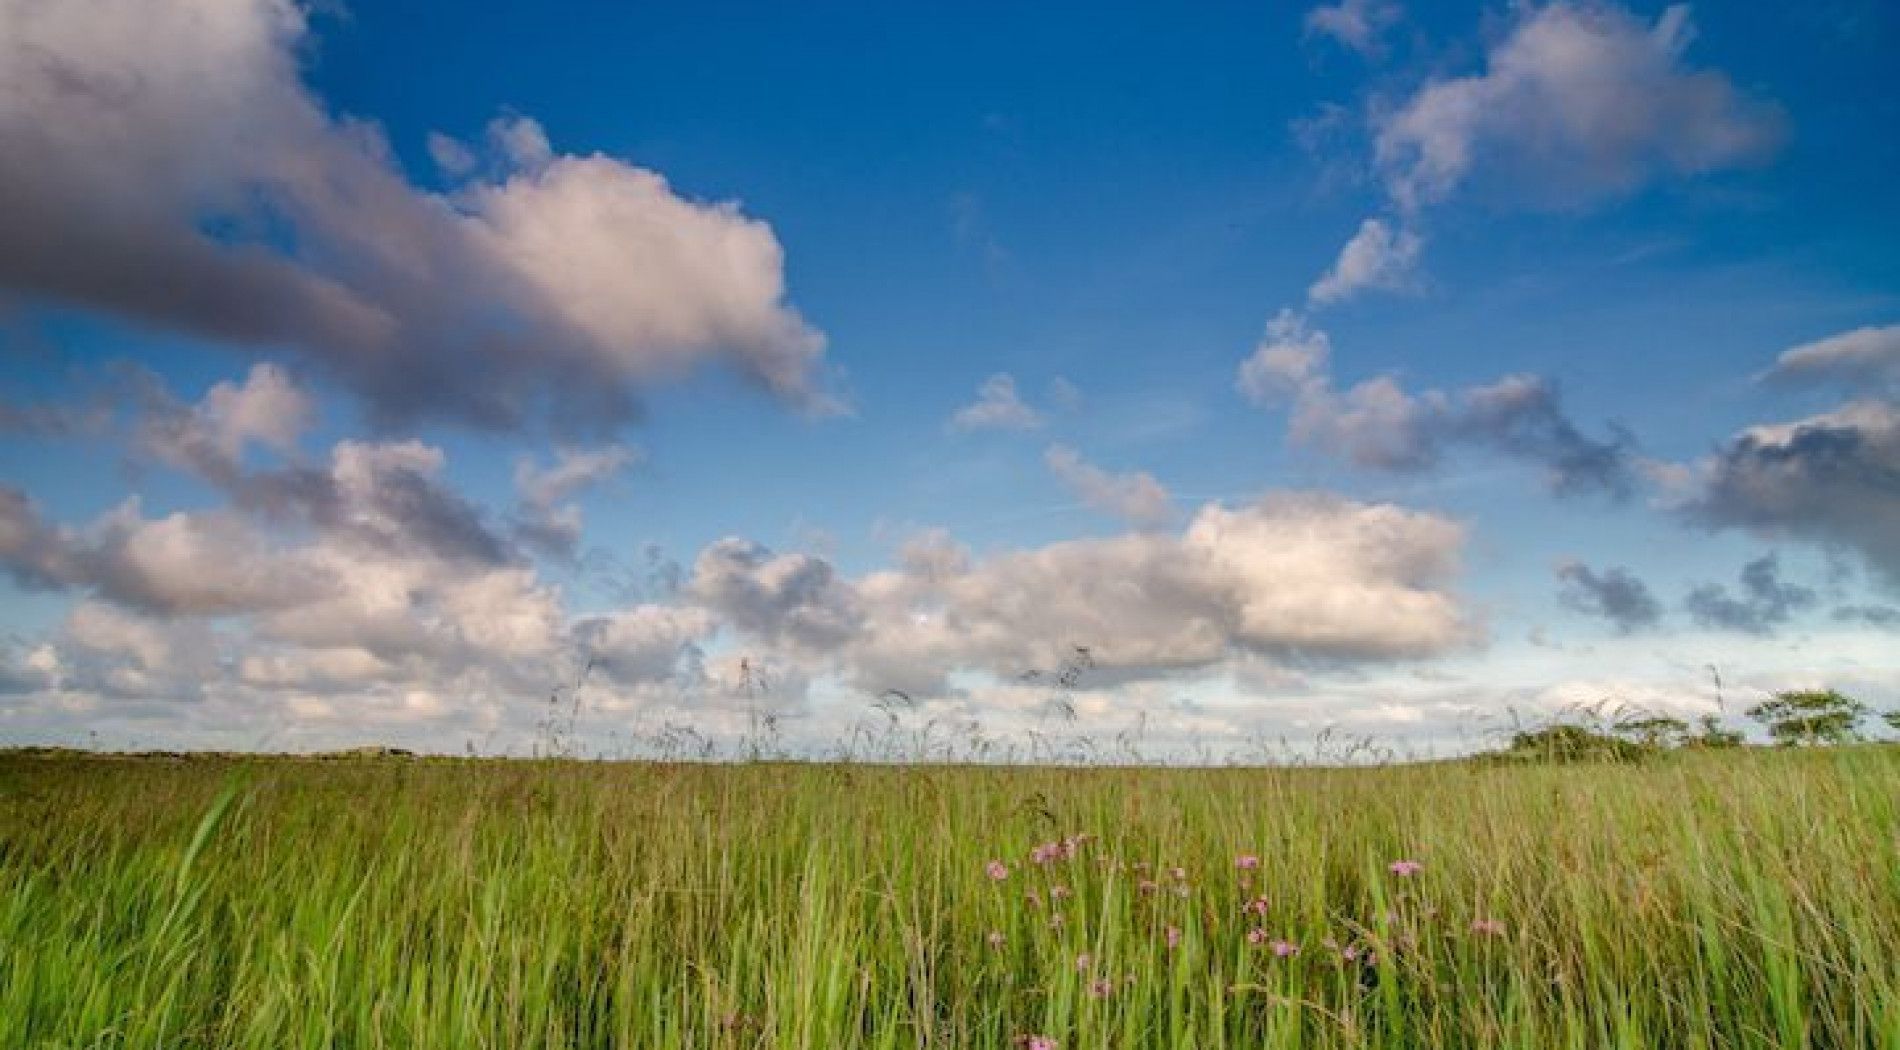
[3,748,1898,1049]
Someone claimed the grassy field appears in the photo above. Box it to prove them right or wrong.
[3,749,1898,1049]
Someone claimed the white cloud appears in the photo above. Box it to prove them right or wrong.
[831,493,1475,696]
[1044,445,1176,530]
[1768,324,1900,389]
[1374,3,1784,212]
[1237,309,1332,406]
[1305,0,1403,56]
[1685,399,1900,590]
[688,539,865,653]
[572,604,716,690]
[195,364,311,458]
[1238,312,1635,496]
[486,114,553,171]
[0,0,833,428]
[1308,218,1424,305]
[462,151,832,410]
[425,132,477,178]
[0,491,331,617]
[16,376,1888,755]
[515,445,636,514]
[949,373,1044,431]
[136,363,312,480]
[1049,376,1085,411]
[511,444,638,557]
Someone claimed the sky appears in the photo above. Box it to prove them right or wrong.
[1,0,1897,758]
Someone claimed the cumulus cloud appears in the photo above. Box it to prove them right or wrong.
[1683,554,1818,634]
[511,445,639,558]
[1305,0,1403,56]
[1373,3,1784,212]
[0,370,533,632]
[1684,400,1900,589]
[135,363,313,480]
[0,0,832,430]
[612,495,1476,702]
[0,439,530,623]
[0,489,328,616]
[830,493,1474,696]
[1238,311,1635,497]
[1766,324,1900,391]
[1044,445,1176,530]
[1556,560,1663,633]
[1834,604,1900,630]
[570,604,716,691]
[1308,218,1423,305]
[3,368,1483,751]
[949,373,1044,432]
[270,440,519,567]
[57,601,224,701]
[1237,310,1333,407]
[688,539,865,654]
[0,364,715,749]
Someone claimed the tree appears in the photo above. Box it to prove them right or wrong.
[1686,714,1744,749]
[1614,715,1690,749]
[1745,689,1866,746]
[1502,723,1645,763]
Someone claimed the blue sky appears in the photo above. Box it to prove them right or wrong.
[1,0,1897,756]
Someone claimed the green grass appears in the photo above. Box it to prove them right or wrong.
[3,749,1898,1048]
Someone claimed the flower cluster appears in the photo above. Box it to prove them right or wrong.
[983,838,1493,1043]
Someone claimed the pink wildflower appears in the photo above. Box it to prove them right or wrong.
[1271,939,1300,958]
[1388,859,1424,877]
[1088,977,1114,999]
[1164,925,1182,949]
[1020,1037,1058,1050]
[1236,854,1260,871]
[1137,879,1158,896]
[1246,927,1269,946]
[1470,918,1506,937]
[1242,895,1270,917]
[1075,952,1092,972]
[986,860,1010,881]
[1169,866,1187,881]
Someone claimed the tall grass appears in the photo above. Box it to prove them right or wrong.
[3,749,1897,1048]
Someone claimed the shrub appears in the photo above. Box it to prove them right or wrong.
[1745,689,1867,746]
